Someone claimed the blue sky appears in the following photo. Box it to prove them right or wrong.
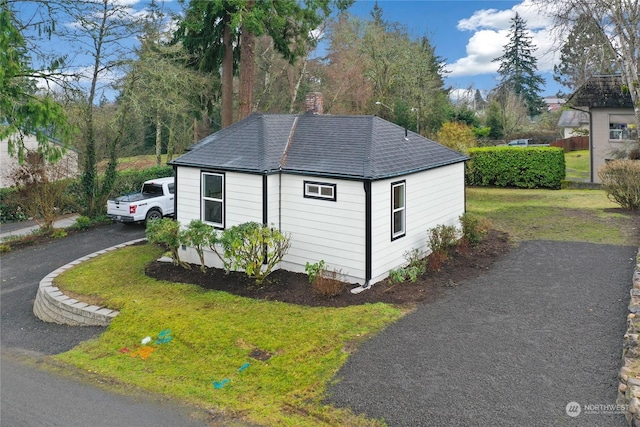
[18,0,564,101]
[346,0,563,98]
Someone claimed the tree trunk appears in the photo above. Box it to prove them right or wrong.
[221,13,234,128]
[167,115,175,162]
[156,110,162,166]
[238,0,256,121]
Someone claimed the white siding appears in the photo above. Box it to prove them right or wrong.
[591,107,635,183]
[176,164,466,286]
[370,163,466,284]
[278,175,366,284]
[176,167,263,267]
[266,174,281,227]
[226,172,263,226]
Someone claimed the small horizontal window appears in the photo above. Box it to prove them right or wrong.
[304,181,336,201]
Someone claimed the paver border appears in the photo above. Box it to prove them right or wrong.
[618,248,640,425]
[33,238,146,326]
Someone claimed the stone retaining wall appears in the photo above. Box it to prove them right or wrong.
[618,248,640,426]
[33,238,146,326]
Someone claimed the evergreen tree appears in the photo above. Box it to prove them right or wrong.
[0,0,73,163]
[493,13,545,116]
[553,14,616,92]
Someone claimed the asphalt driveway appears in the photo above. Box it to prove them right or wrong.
[326,240,637,426]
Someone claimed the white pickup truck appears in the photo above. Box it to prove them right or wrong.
[106,177,175,224]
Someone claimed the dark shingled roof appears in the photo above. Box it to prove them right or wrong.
[567,74,633,108]
[170,113,468,180]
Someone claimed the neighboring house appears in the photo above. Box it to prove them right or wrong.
[169,106,468,288]
[544,96,566,112]
[557,110,590,139]
[566,74,636,183]
[1,132,79,188]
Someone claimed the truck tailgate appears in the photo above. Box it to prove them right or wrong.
[107,200,132,216]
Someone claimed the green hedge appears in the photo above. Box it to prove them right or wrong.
[106,165,174,198]
[467,146,565,189]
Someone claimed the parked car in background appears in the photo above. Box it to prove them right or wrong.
[106,177,174,224]
[507,139,550,147]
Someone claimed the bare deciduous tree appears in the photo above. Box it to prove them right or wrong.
[534,0,640,142]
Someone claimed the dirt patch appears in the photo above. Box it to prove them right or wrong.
[145,230,513,308]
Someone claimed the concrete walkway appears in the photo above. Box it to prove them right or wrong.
[0,214,80,240]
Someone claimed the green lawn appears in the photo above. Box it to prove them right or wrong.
[52,183,639,426]
[466,187,639,245]
[55,245,402,426]
[564,149,590,181]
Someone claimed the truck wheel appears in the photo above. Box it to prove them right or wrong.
[145,209,163,223]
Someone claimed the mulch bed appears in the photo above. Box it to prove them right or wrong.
[145,230,513,308]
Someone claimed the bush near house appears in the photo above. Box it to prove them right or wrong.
[466,146,565,189]
[598,159,640,211]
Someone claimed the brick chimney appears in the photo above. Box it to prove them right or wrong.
[305,92,323,114]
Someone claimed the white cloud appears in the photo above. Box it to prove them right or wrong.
[448,0,559,79]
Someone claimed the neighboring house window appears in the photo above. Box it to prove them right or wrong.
[304,181,336,201]
[609,115,637,141]
[391,180,405,240]
[202,172,224,227]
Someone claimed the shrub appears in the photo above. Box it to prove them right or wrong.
[387,249,427,284]
[428,224,457,254]
[51,229,68,239]
[73,215,93,230]
[0,244,10,253]
[146,218,185,267]
[427,250,448,271]
[0,187,29,223]
[310,266,345,298]
[305,260,326,284]
[459,212,489,244]
[180,219,216,273]
[598,160,640,211]
[216,222,290,285]
[427,224,458,271]
[467,146,565,189]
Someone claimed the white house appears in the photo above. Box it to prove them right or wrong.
[169,109,468,288]
[1,133,79,188]
[557,110,590,139]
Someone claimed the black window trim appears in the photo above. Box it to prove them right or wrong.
[391,180,406,241]
[303,180,337,202]
[201,170,225,229]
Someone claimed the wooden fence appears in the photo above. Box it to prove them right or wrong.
[550,136,589,152]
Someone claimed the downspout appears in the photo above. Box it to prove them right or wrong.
[262,174,268,225]
[262,173,268,266]
[364,180,372,288]
[351,180,372,294]
[570,106,593,182]
[278,168,282,230]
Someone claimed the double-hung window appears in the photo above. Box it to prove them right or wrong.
[391,181,406,240]
[202,172,224,227]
